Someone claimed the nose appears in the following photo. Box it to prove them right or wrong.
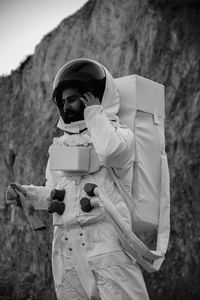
[63,99,70,111]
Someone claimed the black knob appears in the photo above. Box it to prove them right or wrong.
[80,197,93,213]
[84,183,97,197]
[48,200,65,215]
[51,189,65,201]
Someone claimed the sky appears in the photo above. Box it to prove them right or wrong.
[0,0,88,76]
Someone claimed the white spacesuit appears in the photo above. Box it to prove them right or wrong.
[7,59,149,300]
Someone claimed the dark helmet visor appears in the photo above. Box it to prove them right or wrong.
[53,59,106,104]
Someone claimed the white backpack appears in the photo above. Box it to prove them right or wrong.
[108,75,170,272]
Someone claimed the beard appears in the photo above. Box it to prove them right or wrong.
[59,107,84,124]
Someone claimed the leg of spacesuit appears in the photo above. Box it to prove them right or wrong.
[56,268,88,300]
[91,251,149,300]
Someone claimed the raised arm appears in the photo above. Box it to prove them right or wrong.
[84,102,134,169]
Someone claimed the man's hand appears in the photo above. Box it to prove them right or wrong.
[6,182,26,207]
[80,92,101,107]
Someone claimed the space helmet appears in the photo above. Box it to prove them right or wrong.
[52,58,106,106]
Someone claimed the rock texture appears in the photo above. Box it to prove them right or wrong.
[0,0,200,299]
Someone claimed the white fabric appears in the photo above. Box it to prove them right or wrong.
[112,75,170,272]
[91,186,164,273]
[57,118,87,134]
[22,63,149,300]
[114,75,166,229]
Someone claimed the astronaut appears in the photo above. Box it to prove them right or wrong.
[7,59,149,300]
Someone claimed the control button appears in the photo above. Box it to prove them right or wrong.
[51,189,65,201]
[80,197,93,212]
[84,183,97,197]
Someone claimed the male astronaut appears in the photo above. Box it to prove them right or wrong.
[7,59,149,300]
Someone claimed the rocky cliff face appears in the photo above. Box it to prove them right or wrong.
[0,0,200,299]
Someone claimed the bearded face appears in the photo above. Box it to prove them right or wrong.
[56,87,85,124]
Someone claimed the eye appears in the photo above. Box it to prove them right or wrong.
[65,96,79,104]
[68,97,77,103]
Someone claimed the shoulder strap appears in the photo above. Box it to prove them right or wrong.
[107,163,170,272]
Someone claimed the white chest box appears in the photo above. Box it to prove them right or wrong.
[49,146,90,172]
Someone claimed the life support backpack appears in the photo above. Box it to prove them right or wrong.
[108,74,170,271]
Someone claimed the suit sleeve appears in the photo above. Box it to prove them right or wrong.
[84,105,134,169]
